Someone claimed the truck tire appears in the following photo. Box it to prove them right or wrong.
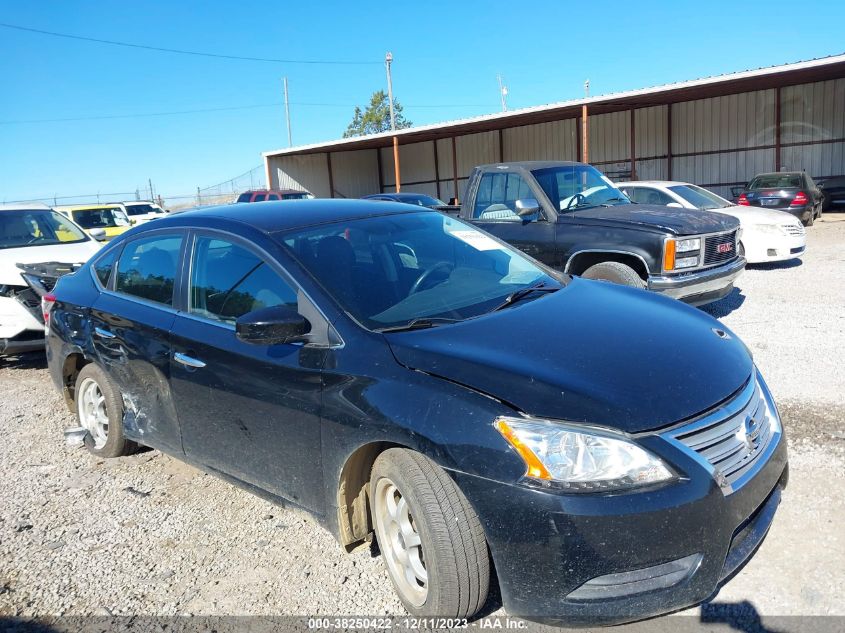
[370,448,490,618]
[582,261,646,290]
[74,363,138,458]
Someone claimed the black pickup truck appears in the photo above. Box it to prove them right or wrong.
[452,161,745,306]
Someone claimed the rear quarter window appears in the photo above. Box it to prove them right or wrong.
[93,247,120,288]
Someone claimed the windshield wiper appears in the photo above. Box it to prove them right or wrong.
[376,317,460,333]
[491,283,559,312]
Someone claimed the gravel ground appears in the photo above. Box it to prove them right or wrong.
[1,215,844,627]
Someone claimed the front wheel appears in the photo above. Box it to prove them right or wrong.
[370,449,490,618]
[582,261,646,289]
[75,363,138,458]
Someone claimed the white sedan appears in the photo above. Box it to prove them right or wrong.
[1,204,102,355]
[618,181,806,264]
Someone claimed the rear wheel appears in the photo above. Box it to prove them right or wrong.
[370,448,490,618]
[804,210,814,227]
[75,364,137,458]
[582,261,646,290]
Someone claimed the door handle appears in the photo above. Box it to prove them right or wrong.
[94,327,116,339]
[173,352,206,369]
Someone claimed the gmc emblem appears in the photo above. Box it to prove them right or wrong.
[717,243,733,254]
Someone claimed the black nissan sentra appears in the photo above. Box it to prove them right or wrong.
[45,200,788,625]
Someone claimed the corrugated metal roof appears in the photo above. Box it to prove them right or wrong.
[264,53,845,158]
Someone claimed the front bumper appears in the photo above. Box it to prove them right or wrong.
[0,295,45,355]
[648,257,745,306]
[452,426,788,626]
[743,232,806,264]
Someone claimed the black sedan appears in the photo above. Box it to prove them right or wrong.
[44,200,787,625]
[737,171,824,226]
[362,192,450,208]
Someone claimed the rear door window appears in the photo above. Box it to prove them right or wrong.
[115,234,183,306]
[252,193,268,202]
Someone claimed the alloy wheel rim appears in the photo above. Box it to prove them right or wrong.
[77,377,109,449]
[374,477,427,606]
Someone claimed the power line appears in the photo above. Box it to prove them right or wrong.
[0,101,495,125]
[0,22,381,65]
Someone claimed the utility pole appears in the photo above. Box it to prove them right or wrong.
[497,74,508,112]
[283,77,292,147]
[385,52,396,131]
[148,178,154,202]
[196,187,201,206]
[385,51,400,192]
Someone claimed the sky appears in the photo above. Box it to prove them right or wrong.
[1,0,843,205]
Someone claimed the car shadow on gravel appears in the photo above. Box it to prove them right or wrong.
[699,287,746,319]
[700,599,783,633]
[0,351,47,371]
[747,258,803,272]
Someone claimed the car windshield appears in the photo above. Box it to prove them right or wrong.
[668,185,732,210]
[124,204,161,216]
[72,207,131,229]
[532,164,631,211]
[279,212,560,330]
[0,210,89,249]
[748,174,802,189]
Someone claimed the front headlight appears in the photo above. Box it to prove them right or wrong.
[494,417,675,492]
[752,224,784,235]
[675,237,701,252]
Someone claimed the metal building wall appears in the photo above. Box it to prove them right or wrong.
[502,119,577,162]
[269,153,331,198]
[633,105,668,181]
[330,149,379,199]
[380,140,437,196]
[780,78,845,177]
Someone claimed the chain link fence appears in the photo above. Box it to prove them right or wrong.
[2,165,266,211]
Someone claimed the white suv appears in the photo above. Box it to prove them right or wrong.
[1,203,103,355]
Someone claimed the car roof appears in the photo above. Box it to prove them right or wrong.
[476,161,582,170]
[159,199,425,233]
[0,202,53,212]
[240,189,308,195]
[752,171,803,178]
[121,200,160,206]
[56,203,126,211]
[617,181,692,187]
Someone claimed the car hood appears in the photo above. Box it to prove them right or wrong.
[386,278,753,433]
[572,204,738,235]
[0,240,102,285]
[715,206,802,226]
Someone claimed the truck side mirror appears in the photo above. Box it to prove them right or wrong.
[515,198,541,217]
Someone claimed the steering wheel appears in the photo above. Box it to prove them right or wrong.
[409,261,454,295]
[563,193,586,211]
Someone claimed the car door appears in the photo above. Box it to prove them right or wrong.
[89,230,186,455]
[467,171,557,265]
[169,230,324,511]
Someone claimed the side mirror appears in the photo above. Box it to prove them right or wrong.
[515,198,541,217]
[666,202,684,209]
[236,305,311,345]
[89,228,107,241]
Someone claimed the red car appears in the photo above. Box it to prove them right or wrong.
[235,189,313,203]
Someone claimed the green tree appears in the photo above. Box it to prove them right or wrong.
[343,90,412,138]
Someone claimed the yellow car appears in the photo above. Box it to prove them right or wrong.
[55,204,133,241]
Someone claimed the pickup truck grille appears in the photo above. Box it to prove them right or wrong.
[663,376,778,493]
[703,231,738,266]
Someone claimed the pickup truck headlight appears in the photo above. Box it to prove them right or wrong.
[494,417,674,491]
[663,237,702,271]
[675,238,701,252]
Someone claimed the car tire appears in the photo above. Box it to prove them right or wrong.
[804,210,814,227]
[74,363,138,458]
[370,448,490,618]
[582,261,646,290]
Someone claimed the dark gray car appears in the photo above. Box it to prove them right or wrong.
[737,171,823,226]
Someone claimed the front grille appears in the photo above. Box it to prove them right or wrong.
[663,376,778,493]
[703,231,738,266]
[781,224,805,236]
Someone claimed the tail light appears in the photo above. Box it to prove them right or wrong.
[42,293,56,328]
[791,191,809,206]
[737,193,750,206]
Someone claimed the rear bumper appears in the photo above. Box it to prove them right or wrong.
[453,432,788,626]
[647,257,745,306]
